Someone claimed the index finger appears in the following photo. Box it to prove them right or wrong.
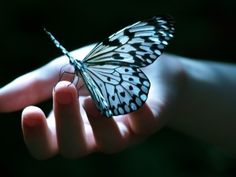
[0,44,95,112]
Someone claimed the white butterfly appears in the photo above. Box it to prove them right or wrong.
[45,16,175,117]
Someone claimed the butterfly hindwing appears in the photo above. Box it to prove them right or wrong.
[86,65,150,116]
[83,16,175,67]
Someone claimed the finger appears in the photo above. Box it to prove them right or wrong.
[21,106,58,160]
[54,81,94,158]
[83,98,130,154]
[0,59,64,112]
[127,103,159,136]
[0,44,95,112]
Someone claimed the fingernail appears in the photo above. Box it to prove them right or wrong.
[57,91,73,105]
[23,116,43,136]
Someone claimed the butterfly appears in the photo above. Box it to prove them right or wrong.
[45,15,175,118]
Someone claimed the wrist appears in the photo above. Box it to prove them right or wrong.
[166,57,236,156]
[144,53,188,129]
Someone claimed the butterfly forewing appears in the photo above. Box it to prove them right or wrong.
[83,16,175,67]
[78,16,174,117]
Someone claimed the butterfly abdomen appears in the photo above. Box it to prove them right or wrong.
[79,66,113,117]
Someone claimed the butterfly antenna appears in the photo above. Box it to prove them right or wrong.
[44,28,75,64]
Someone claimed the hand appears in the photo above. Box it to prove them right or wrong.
[0,44,185,159]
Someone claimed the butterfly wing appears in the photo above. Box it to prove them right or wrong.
[80,16,174,117]
[83,16,175,67]
[84,64,150,116]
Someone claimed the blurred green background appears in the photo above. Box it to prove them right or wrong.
[0,0,235,176]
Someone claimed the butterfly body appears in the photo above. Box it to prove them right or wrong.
[45,16,175,117]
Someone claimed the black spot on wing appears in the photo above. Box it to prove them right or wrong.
[120,92,125,97]
[124,29,135,38]
[103,38,121,46]
[112,53,126,60]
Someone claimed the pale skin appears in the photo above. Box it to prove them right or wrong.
[0,44,236,159]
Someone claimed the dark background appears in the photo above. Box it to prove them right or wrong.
[0,0,235,176]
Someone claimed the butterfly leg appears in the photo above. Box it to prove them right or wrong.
[58,64,75,82]
[58,64,71,80]
[63,71,81,90]
[76,81,85,96]
[53,67,76,91]
[71,75,84,96]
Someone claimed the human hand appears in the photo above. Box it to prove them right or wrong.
[0,44,185,159]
